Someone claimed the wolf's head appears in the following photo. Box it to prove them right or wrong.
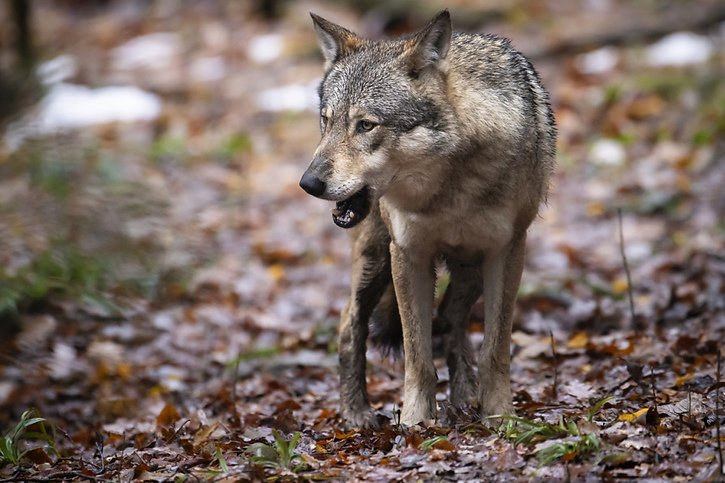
[300,11,455,228]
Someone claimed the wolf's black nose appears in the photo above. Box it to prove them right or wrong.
[299,172,326,196]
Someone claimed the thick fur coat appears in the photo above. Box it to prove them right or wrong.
[300,10,556,427]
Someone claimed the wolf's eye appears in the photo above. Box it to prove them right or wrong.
[357,119,377,133]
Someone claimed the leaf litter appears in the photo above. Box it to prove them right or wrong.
[0,0,724,481]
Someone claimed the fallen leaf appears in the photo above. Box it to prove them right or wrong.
[567,331,589,349]
[156,402,181,427]
[561,380,596,400]
[659,394,704,419]
[619,407,649,423]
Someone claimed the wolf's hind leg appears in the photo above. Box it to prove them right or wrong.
[439,258,482,407]
[478,234,526,419]
[338,221,391,429]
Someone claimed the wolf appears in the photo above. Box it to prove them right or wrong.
[300,10,556,428]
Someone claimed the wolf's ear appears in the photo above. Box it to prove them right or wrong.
[404,10,451,77]
[310,13,363,70]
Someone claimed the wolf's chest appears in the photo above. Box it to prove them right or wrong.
[384,200,514,257]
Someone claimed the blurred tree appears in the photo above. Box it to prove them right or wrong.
[12,0,34,72]
[254,0,283,21]
[0,0,38,126]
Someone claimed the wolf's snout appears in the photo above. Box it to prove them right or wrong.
[299,171,326,197]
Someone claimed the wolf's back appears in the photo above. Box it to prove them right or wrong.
[447,32,556,168]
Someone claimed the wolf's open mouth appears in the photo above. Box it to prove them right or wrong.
[331,186,371,229]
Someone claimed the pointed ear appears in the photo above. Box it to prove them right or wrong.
[310,13,363,70]
[404,10,452,77]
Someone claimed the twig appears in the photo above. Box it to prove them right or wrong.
[231,352,241,419]
[550,330,558,402]
[717,348,723,477]
[650,366,658,414]
[617,209,636,328]
[166,419,190,443]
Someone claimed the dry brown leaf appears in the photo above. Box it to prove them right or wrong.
[156,402,181,427]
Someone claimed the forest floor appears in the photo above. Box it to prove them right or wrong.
[1,1,724,481]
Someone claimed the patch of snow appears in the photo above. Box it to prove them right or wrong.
[247,33,283,64]
[37,54,77,85]
[646,32,713,67]
[576,46,618,74]
[257,82,318,112]
[111,32,182,71]
[38,83,161,130]
[590,138,626,166]
[4,83,162,150]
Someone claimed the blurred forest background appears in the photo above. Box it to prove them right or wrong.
[0,0,723,480]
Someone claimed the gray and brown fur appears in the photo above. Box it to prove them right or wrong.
[300,10,556,427]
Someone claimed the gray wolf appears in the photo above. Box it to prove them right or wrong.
[300,10,556,427]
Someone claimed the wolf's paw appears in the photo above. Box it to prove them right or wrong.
[400,395,437,426]
[479,391,515,427]
[341,407,380,430]
[449,370,478,408]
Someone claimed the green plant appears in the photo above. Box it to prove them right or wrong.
[226,347,281,368]
[246,430,307,472]
[536,432,601,465]
[419,435,449,451]
[213,133,252,165]
[150,135,187,165]
[497,415,574,446]
[587,396,613,423]
[0,136,199,330]
[493,412,604,465]
[214,446,228,473]
[0,242,121,325]
[0,409,56,467]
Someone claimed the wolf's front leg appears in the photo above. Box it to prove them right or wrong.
[390,243,437,425]
[338,301,376,429]
[478,234,526,418]
[338,227,391,429]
